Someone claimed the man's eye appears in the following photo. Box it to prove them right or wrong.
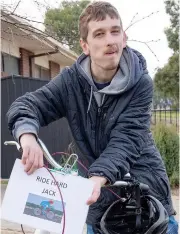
[95,32,104,37]
[112,30,120,34]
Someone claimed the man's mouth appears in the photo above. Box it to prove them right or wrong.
[105,51,117,56]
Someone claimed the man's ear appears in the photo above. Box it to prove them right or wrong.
[80,38,90,55]
[123,31,128,48]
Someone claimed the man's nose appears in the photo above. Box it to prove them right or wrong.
[105,33,115,46]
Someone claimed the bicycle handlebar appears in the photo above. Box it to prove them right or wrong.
[4,139,149,192]
[37,139,63,170]
[4,141,21,151]
[4,139,63,170]
[111,181,149,192]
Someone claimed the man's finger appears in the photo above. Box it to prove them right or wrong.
[24,151,34,172]
[27,152,39,175]
[21,147,29,165]
[38,150,44,168]
[86,189,100,205]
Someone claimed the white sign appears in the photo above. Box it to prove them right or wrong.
[1,159,94,234]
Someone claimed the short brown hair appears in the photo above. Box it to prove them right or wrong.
[79,1,122,41]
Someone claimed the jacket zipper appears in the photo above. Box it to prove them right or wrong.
[95,107,102,156]
[94,94,107,156]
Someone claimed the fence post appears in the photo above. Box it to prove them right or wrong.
[165,106,167,124]
[170,109,172,124]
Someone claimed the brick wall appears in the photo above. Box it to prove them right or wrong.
[49,61,60,78]
[19,48,34,77]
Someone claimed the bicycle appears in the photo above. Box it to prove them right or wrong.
[4,139,169,234]
[34,206,55,220]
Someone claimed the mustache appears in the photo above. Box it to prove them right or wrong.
[104,46,118,54]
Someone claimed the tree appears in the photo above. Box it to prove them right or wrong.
[44,0,90,54]
[154,0,179,106]
[154,54,179,105]
[164,0,179,52]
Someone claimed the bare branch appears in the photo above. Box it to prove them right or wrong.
[12,0,22,14]
[128,39,160,43]
[33,0,49,9]
[32,0,49,13]
[128,39,160,62]
[5,11,46,24]
[128,12,139,26]
[125,11,159,31]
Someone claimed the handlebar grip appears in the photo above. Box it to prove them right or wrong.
[4,141,21,151]
[111,181,128,187]
[139,183,149,192]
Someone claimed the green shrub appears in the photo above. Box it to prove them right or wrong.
[170,170,179,188]
[151,123,179,188]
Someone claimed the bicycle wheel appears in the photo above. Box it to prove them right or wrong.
[34,207,42,216]
[46,210,55,220]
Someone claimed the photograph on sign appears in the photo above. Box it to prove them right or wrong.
[23,193,66,224]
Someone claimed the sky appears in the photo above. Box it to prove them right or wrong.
[1,0,173,78]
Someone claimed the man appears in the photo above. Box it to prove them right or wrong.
[7,1,177,233]
[40,200,54,217]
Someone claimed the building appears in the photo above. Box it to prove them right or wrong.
[1,11,78,80]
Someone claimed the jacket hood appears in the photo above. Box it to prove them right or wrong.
[76,46,148,95]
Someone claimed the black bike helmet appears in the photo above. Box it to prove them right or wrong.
[100,195,169,234]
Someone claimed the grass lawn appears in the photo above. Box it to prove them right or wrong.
[1,180,8,184]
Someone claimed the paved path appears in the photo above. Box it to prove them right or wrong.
[1,184,179,234]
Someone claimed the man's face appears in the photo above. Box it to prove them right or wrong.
[80,15,126,71]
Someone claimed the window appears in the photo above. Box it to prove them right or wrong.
[1,53,20,75]
[34,64,50,80]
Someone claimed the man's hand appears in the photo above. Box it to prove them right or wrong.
[86,176,107,205]
[20,133,44,175]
